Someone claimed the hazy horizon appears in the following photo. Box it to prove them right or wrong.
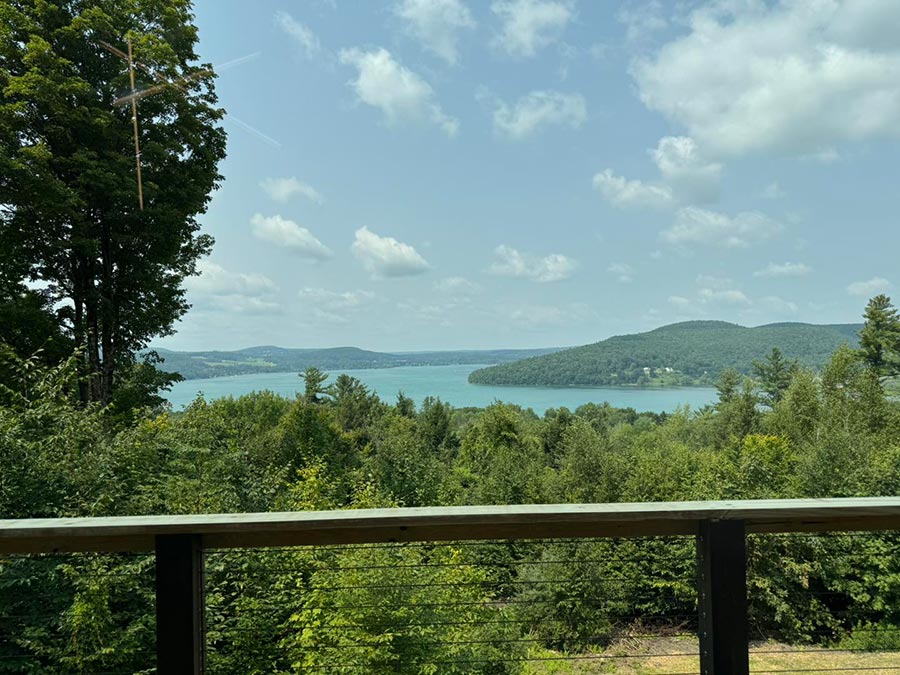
[152,317,864,354]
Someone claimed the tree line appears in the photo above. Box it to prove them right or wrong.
[469,321,862,388]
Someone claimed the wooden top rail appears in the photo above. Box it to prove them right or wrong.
[3,497,900,554]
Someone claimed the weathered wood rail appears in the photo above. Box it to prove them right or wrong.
[4,497,900,675]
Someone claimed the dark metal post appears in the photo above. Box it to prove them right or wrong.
[697,519,749,675]
[156,534,204,674]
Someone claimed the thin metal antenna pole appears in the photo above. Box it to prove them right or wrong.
[127,37,144,210]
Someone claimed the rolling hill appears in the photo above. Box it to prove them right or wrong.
[468,321,862,388]
[152,345,561,380]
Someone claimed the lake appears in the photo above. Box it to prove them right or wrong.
[164,364,719,415]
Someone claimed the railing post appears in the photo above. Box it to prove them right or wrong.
[155,534,204,674]
[697,519,749,675]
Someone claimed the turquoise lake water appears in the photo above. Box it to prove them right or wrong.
[164,364,719,415]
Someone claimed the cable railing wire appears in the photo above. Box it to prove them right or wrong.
[4,527,900,672]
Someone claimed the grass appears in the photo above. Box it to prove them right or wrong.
[523,636,900,674]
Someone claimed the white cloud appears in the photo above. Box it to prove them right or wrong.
[395,0,476,65]
[351,226,430,278]
[670,279,752,314]
[339,47,458,135]
[260,177,323,204]
[298,287,377,323]
[491,90,587,139]
[762,181,787,199]
[698,287,751,305]
[250,214,333,260]
[754,262,812,278]
[187,260,277,297]
[662,207,782,248]
[185,261,280,315]
[651,136,722,203]
[299,287,376,309]
[275,11,320,58]
[216,296,282,315]
[618,1,668,43]
[435,276,482,294]
[633,1,900,158]
[847,277,892,297]
[595,136,719,210]
[491,0,574,58]
[489,244,577,282]
[827,1,900,51]
[505,302,593,327]
[695,274,733,290]
[759,295,799,316]
[607,262,634,283]
[592,169,674,210]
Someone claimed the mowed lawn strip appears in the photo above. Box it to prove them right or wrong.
[523,636,899,674]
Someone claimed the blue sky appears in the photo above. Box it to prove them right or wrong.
[158,0,900,351]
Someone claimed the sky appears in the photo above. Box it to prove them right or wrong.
[156,0,900,352]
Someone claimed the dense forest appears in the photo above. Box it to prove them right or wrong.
[2,297,900,671]
[154,346,561,380]
[469,321,862,387]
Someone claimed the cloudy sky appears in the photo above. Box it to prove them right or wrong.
[158,0,900,351]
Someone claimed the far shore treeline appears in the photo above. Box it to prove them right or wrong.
[469,320,863,388]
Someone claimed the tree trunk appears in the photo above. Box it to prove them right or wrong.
[71,253,89,404]
[84,254,102,403]
[99,223,115,404]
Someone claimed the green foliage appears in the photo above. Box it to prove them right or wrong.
[548,419,621,503]
[300,367,330,404]
[454,403,546,505]
[330,373,383,441]
[515,539,696,651]
[0,553,155,674]
[0,284,71,370]
[106,350,182,428]
[840,622,900,652]
[469,321,860,387]
[284,545,522,674]
[0,0,227,402]
[753,347,797,406]
[3,314,900,670]
[859,295,900,377]
[419,396,455,453]
[395,390,416,418]
[365,413,443,506]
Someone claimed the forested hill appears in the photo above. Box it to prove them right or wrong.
[468,321,862,387]
[153,345,560,380]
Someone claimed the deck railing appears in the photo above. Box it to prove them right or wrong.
[3,497,900,674]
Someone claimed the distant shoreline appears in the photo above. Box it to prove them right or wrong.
[173,365,712,391]
[171,361,501,381]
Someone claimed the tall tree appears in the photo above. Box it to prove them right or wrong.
[859,294,900,378]
[0,0,226,403]
[419,396,453,452]
[300,367,329,404]
[753,347,796,405]
[715,368,741,406]
[331,373,373,430]
[395,391,416,418]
